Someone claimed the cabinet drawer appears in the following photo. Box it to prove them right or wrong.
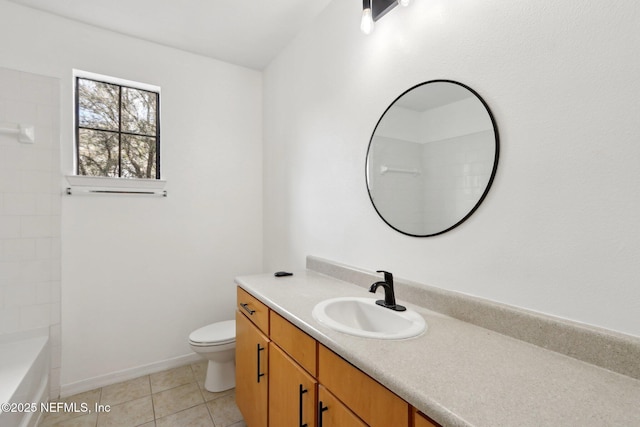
[269,311,317,376]
[318,345,409,427]
[237,287,269,334]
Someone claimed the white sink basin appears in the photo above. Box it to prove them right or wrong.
[312,297,426,340]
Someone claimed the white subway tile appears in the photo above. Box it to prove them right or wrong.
[51,259,60,281]
[36,104,56,127]
[50,215,61,238]
[0,307,21,334]
[50,323,61,342]
[0,260,22,284]
[22,259,52,283]
[51,344,62,369]
[35,238,52,259]
[51,194,61,215]
[4,100,37,124]
[21,215,52,238]
[21,146,53,172]
[51,237,61,260]
[20,303,51,329]
[1,238,36,261]
[0,144,21,171]
[3,193,37,215]
[0,169,21,193]
[20,170,52,193]
[50,368,61,395]
[50,302,60,324]
[35,193,52,215]
[0,67,60,337]
[33,125,53,148]
[5,283,37,307]
[51,280,60,303]
[36,281,52,304]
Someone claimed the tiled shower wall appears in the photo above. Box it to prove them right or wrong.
[0,67,61,398]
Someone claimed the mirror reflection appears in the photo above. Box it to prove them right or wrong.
[366,80,499,237]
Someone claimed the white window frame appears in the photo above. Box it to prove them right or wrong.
[67,70,166,194]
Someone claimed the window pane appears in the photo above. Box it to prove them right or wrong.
[121,134,157,179]
[122,88,157,136]
[78,129,119,177]
[78,79,119,131]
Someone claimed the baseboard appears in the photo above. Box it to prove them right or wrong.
[60,352,202,398]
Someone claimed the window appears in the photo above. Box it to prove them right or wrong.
[75,74,160,179]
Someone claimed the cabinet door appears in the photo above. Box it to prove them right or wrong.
[318,345,409,427]
[269,343,317,427]
[317,385,367,427]
[413,408,440,427]
[236,310,269,427]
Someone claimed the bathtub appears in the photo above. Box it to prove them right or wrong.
[0,330,50,427]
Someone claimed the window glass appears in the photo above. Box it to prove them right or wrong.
[76,76,160,179]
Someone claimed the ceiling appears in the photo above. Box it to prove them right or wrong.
[7,0,334,70]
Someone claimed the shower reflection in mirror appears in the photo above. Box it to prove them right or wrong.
[366,80,499,237]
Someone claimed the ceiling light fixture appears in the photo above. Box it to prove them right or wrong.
[361,0,375,35]
[361,0,409,35]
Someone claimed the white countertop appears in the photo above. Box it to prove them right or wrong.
[236,270,640,427]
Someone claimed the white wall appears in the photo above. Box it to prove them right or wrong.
[263,0,640,338]
[0,0,263,393]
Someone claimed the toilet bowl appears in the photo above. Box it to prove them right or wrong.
[189,320,236,392]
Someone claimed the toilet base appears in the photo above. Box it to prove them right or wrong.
[204,359,235,392]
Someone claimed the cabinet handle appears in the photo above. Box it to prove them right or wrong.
[240,303,255,315]
[299,384,308,427]
[317,401,328,427]
[256,344,265,383]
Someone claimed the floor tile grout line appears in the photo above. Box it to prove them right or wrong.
[39,362,243,427]
[205,400,217,427]
[94,386,102,427]
[148,375,156,424]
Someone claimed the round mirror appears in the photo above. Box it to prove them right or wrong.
[366,80,499,237]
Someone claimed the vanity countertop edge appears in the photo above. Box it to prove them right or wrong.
[235,270,640,427]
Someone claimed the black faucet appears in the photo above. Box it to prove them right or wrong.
[369,270,406,312]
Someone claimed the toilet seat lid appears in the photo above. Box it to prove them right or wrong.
[189,320,235,345]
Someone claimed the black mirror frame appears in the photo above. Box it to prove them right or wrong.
[365,79,500,237]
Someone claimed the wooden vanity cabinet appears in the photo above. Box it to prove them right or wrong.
[269,311,318,427]
[413,408,439,427]
[236,290,270,427]
[318,385,367,427]
[237,287,269,332]
[269,343,317,427]
[317,345,409,427]
[269,311,317,376]
[236,286,436,427]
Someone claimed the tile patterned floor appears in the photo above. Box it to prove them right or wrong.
[39,361,247,427]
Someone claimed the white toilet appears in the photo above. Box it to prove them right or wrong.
[189,320,236,392]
